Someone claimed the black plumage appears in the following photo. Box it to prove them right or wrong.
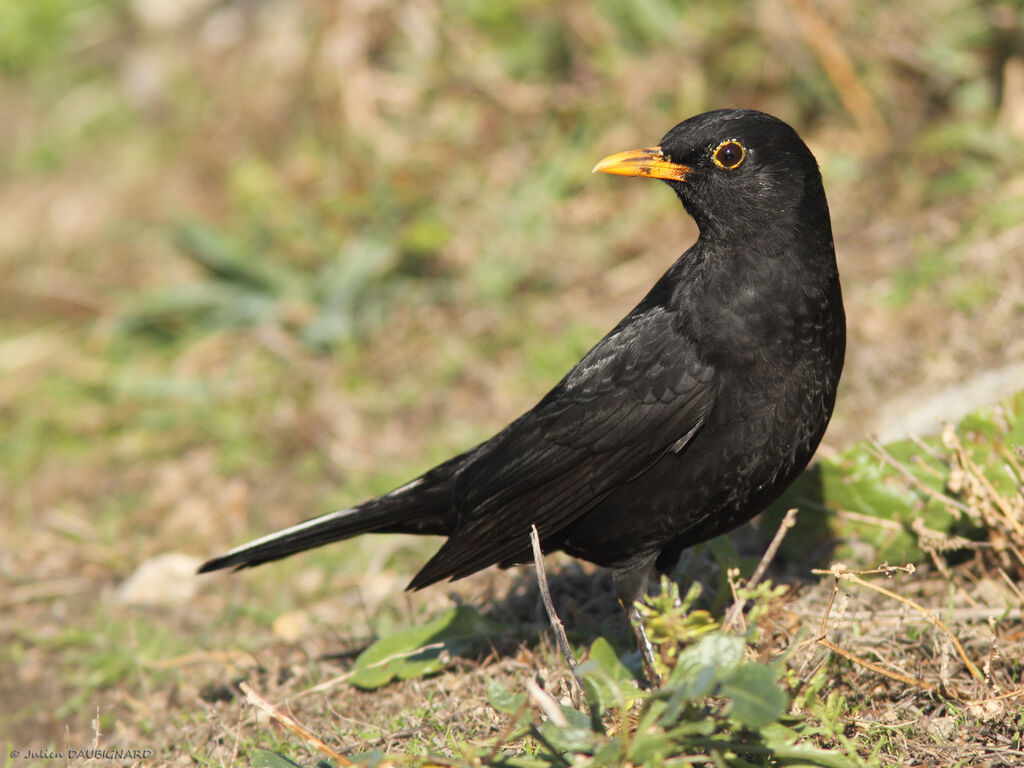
[200,109,845,676]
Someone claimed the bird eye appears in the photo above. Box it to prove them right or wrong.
[712,140,745,170]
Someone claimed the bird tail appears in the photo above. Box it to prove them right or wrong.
[197,454,464,574]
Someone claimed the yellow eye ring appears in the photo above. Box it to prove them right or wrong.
[712,140,746,170]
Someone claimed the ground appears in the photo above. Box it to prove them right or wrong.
[1,0,1023,765]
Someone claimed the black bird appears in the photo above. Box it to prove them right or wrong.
[200,109,845,681]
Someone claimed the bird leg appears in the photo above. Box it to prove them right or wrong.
[613,561,664,687]
[627,602,663,688]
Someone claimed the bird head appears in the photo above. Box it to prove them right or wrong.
[594,109,829,245]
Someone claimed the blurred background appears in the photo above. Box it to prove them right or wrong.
[2,0,1023,752]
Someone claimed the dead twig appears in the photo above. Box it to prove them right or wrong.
[723,507,798,632]
[530,525,584,706]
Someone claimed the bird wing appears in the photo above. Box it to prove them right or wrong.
[407,304,716,588]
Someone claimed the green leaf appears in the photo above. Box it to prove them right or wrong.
[579,672,610,716]
[578,636,641,713]
[559,704,592,731]
[348,606,510,689]
[591,742,628,764]
[626,732,675,763]
[251,750,303,768]
[757,743,861,768]
[588,636,634,683]
[487,678,527,715]
[174,220,301,295]
[768,390,1024,569]
[635,696,669,735]
[664,715,717,738]
[719,663,788,729]
[117,281,279,339]
[669,632,745,690]
[682,632,745,669]
[538,720,598,753]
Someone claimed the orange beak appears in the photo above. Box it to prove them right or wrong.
[592,146,690,182]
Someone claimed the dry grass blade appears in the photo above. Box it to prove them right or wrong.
[866,436,971,515]
[2,577,94,606]
[482,696,532,764]
[845,571,982,682]
[524,678,569,727]
[816,636,932,690]
[141,649,259,670]
[784,0,888,145]
[812,564,984,686]
[944,424,1024,543]
[868,420,1024,588]
[238,681,353,765]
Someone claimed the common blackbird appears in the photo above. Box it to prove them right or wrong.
[200,109,845,681]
